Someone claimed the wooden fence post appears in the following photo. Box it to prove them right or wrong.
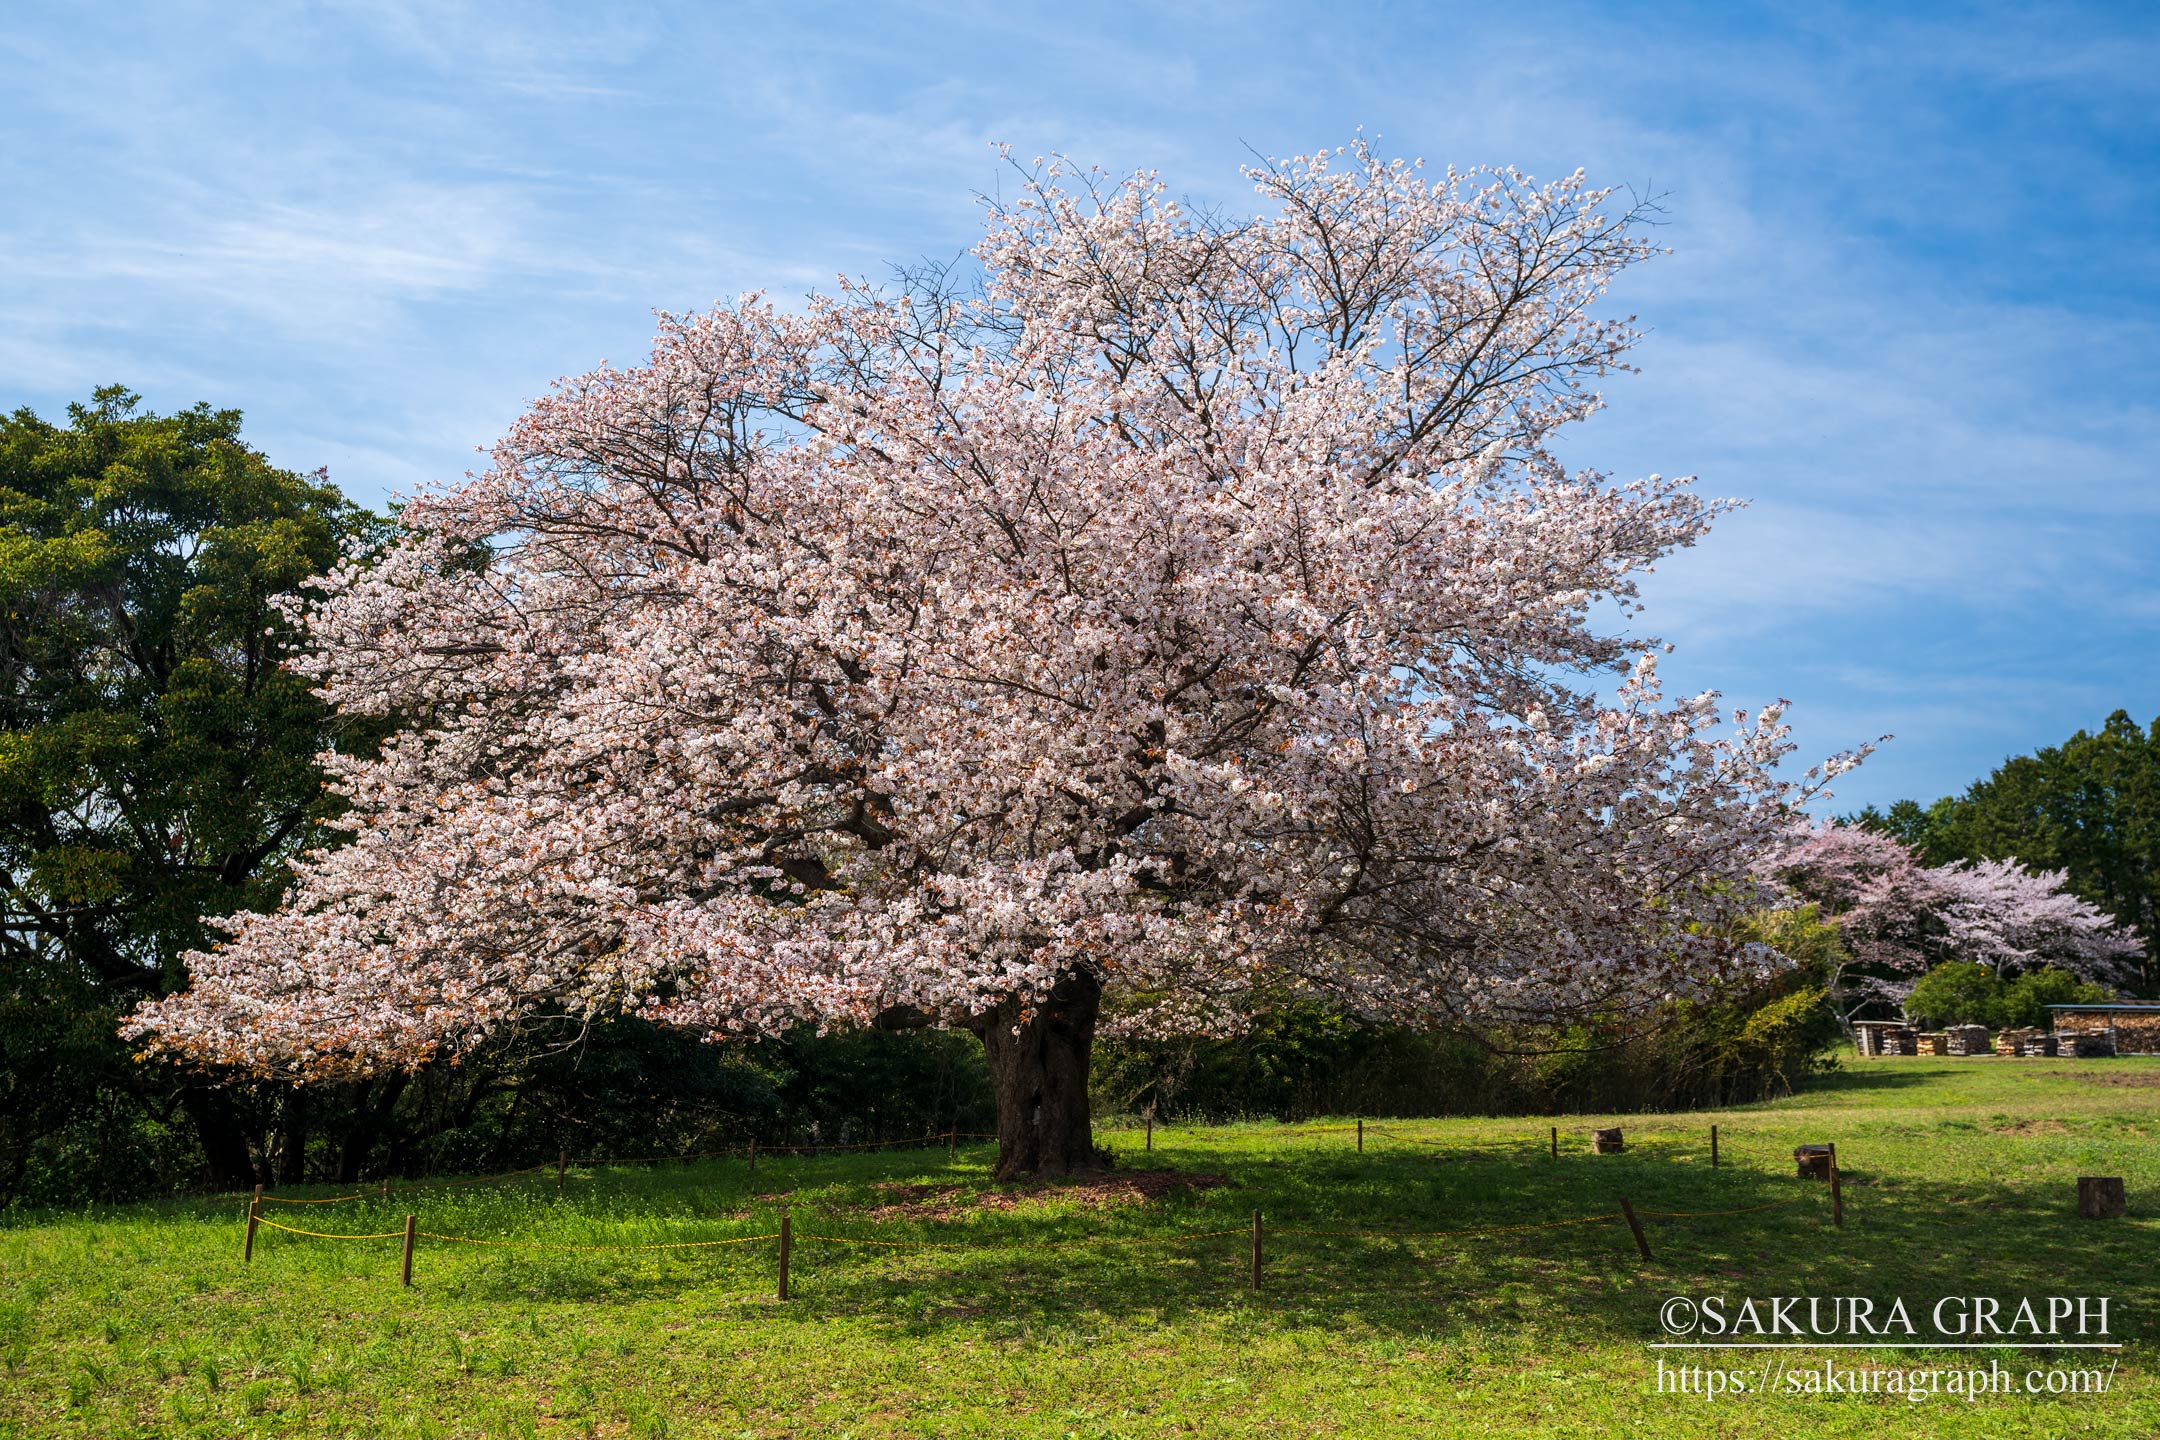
[1619,1197,1652,1262]
[1828,1144,1844,1228]
[557,1148,567,1196]
[1145,1108,1154,1153]
[1550,1125,1558,1159]
[244,1185,262,1264]
[777,1211,792,1301]
[748,1138,756,1176]
[1356,1119,1363,1154]
[401,1214,416,1286]
[1250,1209,1263,1291]
[380,1175,391,1200]
[1710,1124,1719,1169]
[948,1128,957,1162]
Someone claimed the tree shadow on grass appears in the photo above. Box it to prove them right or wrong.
[405,1138,2158,1359]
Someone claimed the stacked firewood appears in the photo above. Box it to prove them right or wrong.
[1943,1025,1991,1056]
[1916,1031,1951,1056]
[1875,1026,1918,1056]
[1996,1027,2044,1056]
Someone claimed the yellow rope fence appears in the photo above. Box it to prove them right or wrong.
[798,1228,1249,1251]
[259,1117,1683,1209]
[254,1217,409,1240]
[240,1167,1830,1296]
[253,1131,1008,1207]
[418,1231,781,1252]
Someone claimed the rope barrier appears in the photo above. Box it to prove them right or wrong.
[755,1132,941,1153]
[237,1113,1837,1302]
[416,1231,781,1252]
[244,1133,1000,1209]
[254,1216,408,1240]
[799,1227,1248,1251]
[1273,1213,1624,1239]
[253,1191,1812,1253]
[235,1122,1799,1217]
[1633,1195,1812,1218]
[405,1162,556,1192]
[258,1190,375,1205]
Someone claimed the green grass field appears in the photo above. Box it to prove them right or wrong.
[4,1057,2156,1438]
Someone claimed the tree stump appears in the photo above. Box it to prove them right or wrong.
[2078,1177,2126,1219]
[1794,1144,1834,1180]
[1591,1127,1624,1154]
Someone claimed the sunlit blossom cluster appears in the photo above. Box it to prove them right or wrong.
[130,142,1863,1077]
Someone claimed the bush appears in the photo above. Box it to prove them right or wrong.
[1995,968,2112,1030]
[1900,961,2111,1031]
[1093,912,1847,1122]
[1903,961,2003,1029]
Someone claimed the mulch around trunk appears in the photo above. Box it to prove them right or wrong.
[864,1169,1232,1221]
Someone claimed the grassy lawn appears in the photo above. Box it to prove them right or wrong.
[3,1057,2156,1438]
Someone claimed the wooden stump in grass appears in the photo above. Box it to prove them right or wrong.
[2078,1177,2126,1219]
[1592,1127,1624,1154]
[1794,1145,1833,1180]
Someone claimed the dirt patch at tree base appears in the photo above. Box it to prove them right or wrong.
[865,1169,1232,1220]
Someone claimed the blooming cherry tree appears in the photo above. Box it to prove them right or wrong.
[1765,824,2141,1022]
[1935,858,2142,982]
[1759,823,1950,1016]
[131,144,1854,1177]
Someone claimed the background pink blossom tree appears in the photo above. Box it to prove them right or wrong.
[1764,823,2140,1023]
[1934,858,2143,982]
[130,144,1857,1178]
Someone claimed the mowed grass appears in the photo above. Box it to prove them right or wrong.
[3,1059,2158,1439]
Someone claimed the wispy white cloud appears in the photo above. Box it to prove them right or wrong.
[1,0,2153,812]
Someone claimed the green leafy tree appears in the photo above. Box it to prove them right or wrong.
[1902,960,2002,1029]
[0,387,375,1196]
[1994,967,2111,1031]
[1900,960,2110,1031]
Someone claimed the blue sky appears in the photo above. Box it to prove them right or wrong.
[5,1,2155,813]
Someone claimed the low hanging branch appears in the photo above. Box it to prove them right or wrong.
[129,139,1865,1178]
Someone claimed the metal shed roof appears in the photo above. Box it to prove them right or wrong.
[2044,1003,2160,1011]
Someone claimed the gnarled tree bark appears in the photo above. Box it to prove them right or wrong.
[979,970,1103,1181]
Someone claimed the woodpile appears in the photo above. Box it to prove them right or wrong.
[2019,1034,2059,1057]
[1915,1031,1950,1056]
[1591,1127,1625,1153]
[1852,1021,1906,1056]
[2049,1007,2160,1055]
[1871,1025,1918,1056]
[2057,1030,2117,1058]
[1943,1024,1991,1056]
[1996,1027,2043,1056]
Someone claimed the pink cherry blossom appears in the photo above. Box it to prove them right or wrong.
[128,141,1864,1174]
[1762,823,2140,1019]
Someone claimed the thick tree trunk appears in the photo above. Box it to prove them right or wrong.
[980,971,1102,1181]
[337,1073,409,1183]
[278,1087,310,1184]
[182,1085,259,1190]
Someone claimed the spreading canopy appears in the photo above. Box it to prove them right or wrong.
[131,143,1858,1079]
[1762,822,2142,1016]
